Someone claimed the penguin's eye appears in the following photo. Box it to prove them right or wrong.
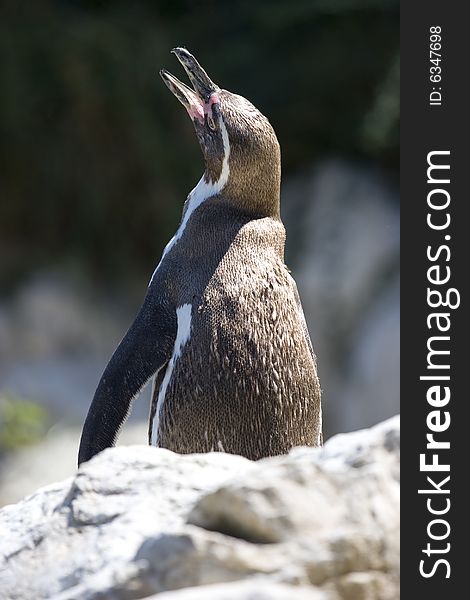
[207,114,216,131]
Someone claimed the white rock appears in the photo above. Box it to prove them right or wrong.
[149,580,328,600]
[0,416,399,600]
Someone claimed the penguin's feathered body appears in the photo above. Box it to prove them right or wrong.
[78,48,321,465]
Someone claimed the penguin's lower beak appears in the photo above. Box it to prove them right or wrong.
[160,48,219,122]
[160,69,205,122]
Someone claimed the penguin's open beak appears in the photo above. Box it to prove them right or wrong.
[160,48,219,123]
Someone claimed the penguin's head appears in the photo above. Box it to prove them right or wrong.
[160,48,281,215]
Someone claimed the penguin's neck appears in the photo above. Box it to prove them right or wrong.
[191,167,280,221]
[190,117,281,220]
[199,164,281,221]
[218,123,281,219]
[180,120,231,231]
[222,166,281,219]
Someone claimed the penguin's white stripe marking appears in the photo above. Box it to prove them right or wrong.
[149,117,230,285]
[151,303,192,446]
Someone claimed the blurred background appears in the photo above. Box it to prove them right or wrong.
[0,0,399,505]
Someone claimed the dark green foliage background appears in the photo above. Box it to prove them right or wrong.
[0,0,399,287]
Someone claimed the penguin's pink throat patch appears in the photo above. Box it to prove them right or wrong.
[186,101,204,123]
[187,92,219,124]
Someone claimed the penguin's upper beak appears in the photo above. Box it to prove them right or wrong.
[160,48,219,123]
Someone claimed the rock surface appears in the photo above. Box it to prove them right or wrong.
[0,416,399,600]
[151,581,328,599]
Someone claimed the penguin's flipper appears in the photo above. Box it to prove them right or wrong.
[78,298,176,465]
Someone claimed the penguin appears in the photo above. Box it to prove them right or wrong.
[78,48,322,466]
